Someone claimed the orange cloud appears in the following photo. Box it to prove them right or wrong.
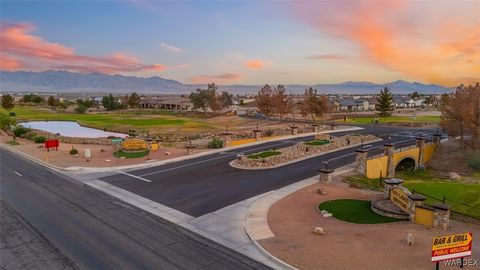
[188,73,243,84]
[292,2,480,85]
[0,22,167,74]
[245,59,270,70]
[0,55,24,70]
[306,54,345,60]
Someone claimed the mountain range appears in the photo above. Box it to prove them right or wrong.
[0,70,454,95]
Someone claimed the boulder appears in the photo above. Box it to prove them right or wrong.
[313,227,325,235]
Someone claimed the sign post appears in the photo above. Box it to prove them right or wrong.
[431,232,473,269]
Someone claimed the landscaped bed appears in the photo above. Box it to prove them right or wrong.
[344,170,480,220]
[247,150,281,159]
[304,139,329,146]
[231,134,380,169]
[113,149,149,158]
[318,199,401,224]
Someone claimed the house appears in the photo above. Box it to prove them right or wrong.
[140,96,193,110]
[335,99,370,112]
[230,105,257,116]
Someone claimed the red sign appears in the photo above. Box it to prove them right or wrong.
[44,139,59,151]
[431,232,473,262]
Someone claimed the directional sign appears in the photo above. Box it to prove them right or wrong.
[111,138,123,144]
[431,232,473,262]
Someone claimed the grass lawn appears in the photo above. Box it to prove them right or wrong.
[304,139,330,146]
[113,149,149,158]
[318,199,401,224]
[341,115,440,125]
[247,150,281,159]
[345,170,480,219]
[4,106,216,134]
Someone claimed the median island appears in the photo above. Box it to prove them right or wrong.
[231,134,380,169]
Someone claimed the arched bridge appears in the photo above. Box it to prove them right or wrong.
[354,135,441,179]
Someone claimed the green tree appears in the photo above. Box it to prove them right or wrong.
[220,91,233,109]
[0,113,17,140]
[22,94,34,103]
[409,91,420,99]
[31,95,45,104]
[189,86,216,112]
[75,104,87,114]
[375,87,394,117]
[102,94,123,110]
[47,95,57,108]
[1,94,15,111]
[127,92,141,108]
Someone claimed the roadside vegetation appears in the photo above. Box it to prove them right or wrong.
[113,149,150,158]
[247,150,281,159]
[304,139,330,146]
[318,199,401,224]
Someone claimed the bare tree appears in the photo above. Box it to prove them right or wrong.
[255,84,274,116]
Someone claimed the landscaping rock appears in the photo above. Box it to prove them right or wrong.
[317,188,327,195]
[313,227,325,235]
[407,232,414,246]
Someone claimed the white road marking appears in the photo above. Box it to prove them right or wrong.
[138,141,293,177]
[14,171,22,176]
[118,171,152,183]
[327,152,356,162]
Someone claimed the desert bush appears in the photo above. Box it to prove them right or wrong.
[70,148,79,155]
[208,138,223,149]
[468,152,480,171]
[9,112,16,117]
[33,136,46,143]
[13,126,30,137]
[24,131,37,140]
[264,129,274,136]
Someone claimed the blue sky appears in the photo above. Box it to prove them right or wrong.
[1,1,479,86]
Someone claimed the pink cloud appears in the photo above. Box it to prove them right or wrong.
[0,22,168,74]
[245,59,270,70]
[160,42,183,53]
[306,54,346,60]
[0,55,24,70]
[292,2,480,85]
[188,73,243,84]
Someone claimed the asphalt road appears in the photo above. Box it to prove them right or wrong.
[0,149,270,270]
[101,125,439,217]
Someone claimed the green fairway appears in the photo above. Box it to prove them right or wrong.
[304,139,330,146]
[318,199,401,224]
[4,106,215,134]
[247,150,281,159]
[340,115,440,125]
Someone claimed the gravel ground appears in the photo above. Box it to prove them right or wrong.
[0,201,77,270]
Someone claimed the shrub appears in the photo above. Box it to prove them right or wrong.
[264,129,274,136]
[13,126,30,137]
[9,112,16,117]
[33,136,46,143]
[208,138,223,149]
[70,148,79,155]
[25,131,37,140]
[75,104,87,114]
[468,152,480,171]
[6,140,19,145]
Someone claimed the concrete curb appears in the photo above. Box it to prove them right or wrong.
[244,163,356,270]
[229,138,383,170]
[1,126,362,173]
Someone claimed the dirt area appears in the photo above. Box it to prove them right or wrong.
[0,134,205,168]
[428,141,475,174]
[260,180,480,270]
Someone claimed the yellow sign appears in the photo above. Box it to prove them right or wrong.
[150,142,159,151]
[431,232,473,262]
[121,138,147,151]
[390,187,409,213]
[432,232,473,251]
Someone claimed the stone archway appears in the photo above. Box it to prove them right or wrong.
[396,157,416,171]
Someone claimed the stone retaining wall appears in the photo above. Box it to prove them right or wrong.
[231,134,379,169]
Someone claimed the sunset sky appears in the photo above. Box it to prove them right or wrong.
[1,1,479,86]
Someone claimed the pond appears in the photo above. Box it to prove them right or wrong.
[20,121,127,138]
